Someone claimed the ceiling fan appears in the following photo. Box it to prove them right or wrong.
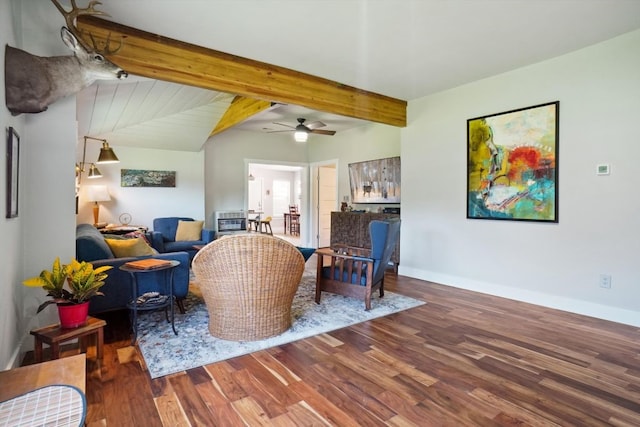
[270,118,336,142]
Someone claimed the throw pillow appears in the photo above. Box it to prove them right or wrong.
[175,220,203,241]
[123,230,152,245]
[105,237,156,257]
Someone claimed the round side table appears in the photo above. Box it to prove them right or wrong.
[119,260,180,344]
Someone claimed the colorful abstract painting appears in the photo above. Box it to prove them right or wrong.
[467,101,559,222]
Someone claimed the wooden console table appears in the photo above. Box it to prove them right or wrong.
[330,211,400,271]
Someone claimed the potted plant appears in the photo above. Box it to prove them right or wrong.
[23,257,112,328]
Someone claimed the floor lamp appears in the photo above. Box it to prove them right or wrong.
[85,185,111,227]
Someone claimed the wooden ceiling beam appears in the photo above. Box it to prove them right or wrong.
[77,16,407,127]
[210,96,274,136]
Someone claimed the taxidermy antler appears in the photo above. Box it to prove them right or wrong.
[4,0,128,116]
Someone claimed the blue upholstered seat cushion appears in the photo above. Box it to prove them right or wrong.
[296,247,315,262]
[164,241,203,253]
[321,260,380,286]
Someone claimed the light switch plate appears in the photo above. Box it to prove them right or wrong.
[596,164,610,175]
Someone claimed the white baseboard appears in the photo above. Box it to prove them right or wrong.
[4,336,27,371]
[399,266,640,327]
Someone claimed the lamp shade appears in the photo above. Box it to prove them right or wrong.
[97,142,119,164]
[87,164,102,179]
[84,185,111,203]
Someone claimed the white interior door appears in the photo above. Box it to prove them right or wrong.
[317,166,336,247]
[248,178,263,213]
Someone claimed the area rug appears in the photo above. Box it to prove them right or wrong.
[136,273,425,379]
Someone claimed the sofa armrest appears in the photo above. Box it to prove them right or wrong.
[201,228,216,243]
[148,231,166,252]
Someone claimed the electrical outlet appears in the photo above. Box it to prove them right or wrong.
[599,274,612,289]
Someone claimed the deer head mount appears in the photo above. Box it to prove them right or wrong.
[4,0,128,116]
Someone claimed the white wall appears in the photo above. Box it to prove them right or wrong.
[1,0,79,369]
[76,145,206,228]
[0,0,26,370]
[400,29,640,326]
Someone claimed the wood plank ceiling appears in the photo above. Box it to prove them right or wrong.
[75,15,407,151]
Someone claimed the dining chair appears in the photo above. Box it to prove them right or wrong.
[259,216,273,235]
[289,206,300,236]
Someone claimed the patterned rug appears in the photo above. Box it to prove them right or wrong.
[136,272,425,379]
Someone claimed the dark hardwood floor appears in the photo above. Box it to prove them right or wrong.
[24,272,640,426]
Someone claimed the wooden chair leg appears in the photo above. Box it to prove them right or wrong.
[315,255,323,304]
[364,291,372,311]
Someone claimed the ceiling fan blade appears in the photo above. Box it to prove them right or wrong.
[272,122,296,130]
[310,129,336,135]
[266,129,294,133]
[305,121,326,130]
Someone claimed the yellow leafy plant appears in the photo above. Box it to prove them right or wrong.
[23,257,112,313]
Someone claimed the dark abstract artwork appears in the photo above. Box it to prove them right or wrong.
[121,169,176,187]
[467,101,559,222]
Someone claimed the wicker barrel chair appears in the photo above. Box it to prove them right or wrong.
[192,234,305,341]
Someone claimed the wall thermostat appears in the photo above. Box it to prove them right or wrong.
[596,164,610,175]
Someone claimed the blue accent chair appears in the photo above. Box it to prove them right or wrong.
[75,224,191,314]
[315,218,401,310]
[149,217,215,261]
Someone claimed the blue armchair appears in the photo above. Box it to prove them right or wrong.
[149,217,215,261]
[315,218,400,310]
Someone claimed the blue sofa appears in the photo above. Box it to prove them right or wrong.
[149,217,215,261]
[75,223,191,314]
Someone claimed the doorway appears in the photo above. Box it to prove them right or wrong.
[246,161,308,245]
[311,160,338,248]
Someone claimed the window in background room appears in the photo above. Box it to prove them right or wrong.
[273,180,291,218]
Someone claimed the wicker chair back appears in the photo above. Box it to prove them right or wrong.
[192,234,305,341]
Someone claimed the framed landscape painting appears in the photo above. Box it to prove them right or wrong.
[121,169,176,187]
[467,101,559,222]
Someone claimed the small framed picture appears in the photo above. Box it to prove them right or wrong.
[6,127,20,218]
